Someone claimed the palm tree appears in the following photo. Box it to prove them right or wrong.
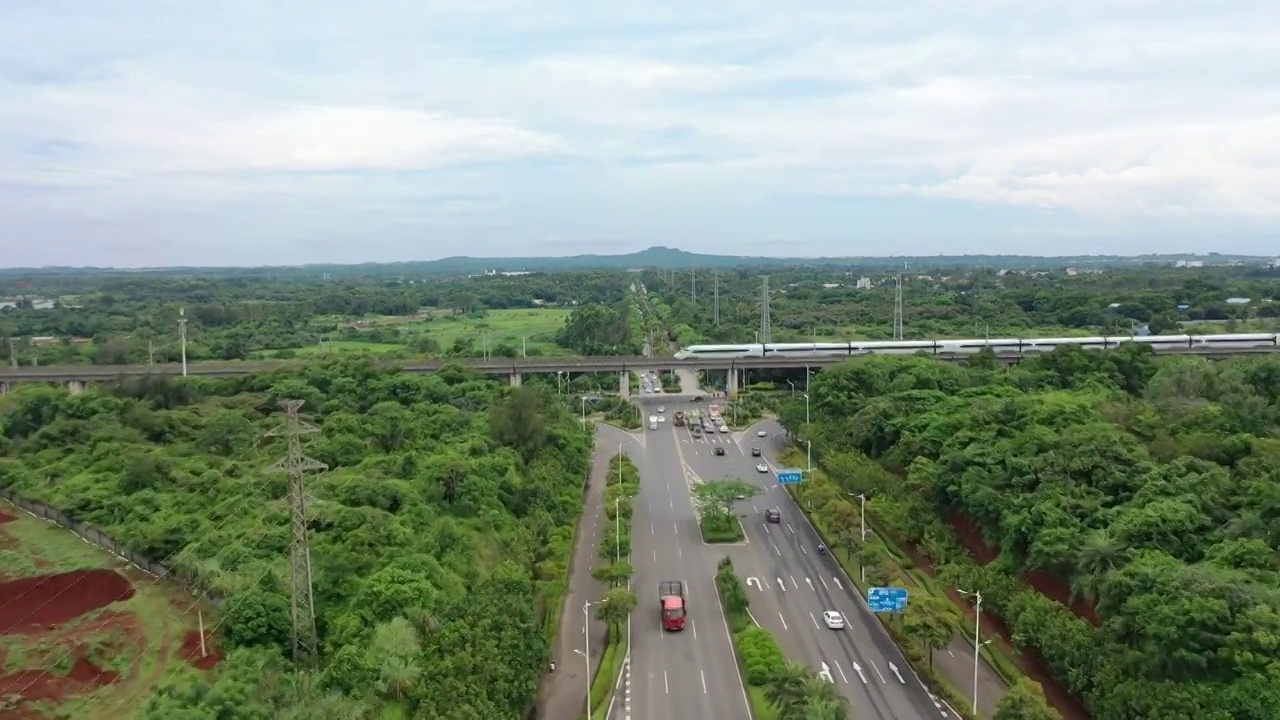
[804,697,849,720]
[1072,527,1127,602]
[764,661,811,717]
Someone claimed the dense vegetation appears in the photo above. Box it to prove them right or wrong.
[640,265,1280,348]
[779,348,1280,720]
[0,361,592,718]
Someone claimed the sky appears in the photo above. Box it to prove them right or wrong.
[1,0,1278,268]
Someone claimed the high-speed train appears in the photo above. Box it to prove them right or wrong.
[673,333,1280,359]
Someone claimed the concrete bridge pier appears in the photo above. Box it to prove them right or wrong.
[618,371,630,398]
[0,381,8,395]
[726,367,740,396]
[510,372,522,387]
[67,380,86,395]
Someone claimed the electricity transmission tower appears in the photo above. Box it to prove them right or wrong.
[760,276,772,344]
[713,272,720,325]
[268,400,327,666]
[893,275,904,340]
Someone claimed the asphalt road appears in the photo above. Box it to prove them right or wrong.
[676,416,956,720]
[628,374,754,720]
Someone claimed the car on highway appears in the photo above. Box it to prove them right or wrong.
[692,395,703,402]
[751,447,761,456]
[657,406,665,413]
[756,430,767,437]
[718,425,729,433]
[756,463,769,473]
[765,508,780,523]
[822,611,845,630]
[713,447,725,456]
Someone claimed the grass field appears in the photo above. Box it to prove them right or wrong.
[0,506,218,720]
[404,308,573,355]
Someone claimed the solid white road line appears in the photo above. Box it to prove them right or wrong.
[779,612,788,630]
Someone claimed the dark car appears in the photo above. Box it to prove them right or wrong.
[692,395,703,402]
[713,447,726,456]
[751,447,761,456]
[765,508,781,523]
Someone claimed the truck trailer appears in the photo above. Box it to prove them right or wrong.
[659,581,687,631]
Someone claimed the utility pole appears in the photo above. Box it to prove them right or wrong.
[713,272,720,325]
[691,270,696,302]
[148,340,154,366]
[178,308,188,377]
[267,400,328,666]
[760,276,772,344]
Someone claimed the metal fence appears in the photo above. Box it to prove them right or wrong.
[0,488,224,606]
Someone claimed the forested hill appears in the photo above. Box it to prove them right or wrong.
[1,247,1272,278]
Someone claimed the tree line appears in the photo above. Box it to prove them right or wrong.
[0,359,593,718]
[777,347,1280,719]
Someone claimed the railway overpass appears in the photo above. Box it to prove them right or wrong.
[0,347,1276,395]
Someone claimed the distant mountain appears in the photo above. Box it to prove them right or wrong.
[0,247,1273,279]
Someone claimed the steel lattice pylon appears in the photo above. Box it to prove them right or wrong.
[760,275,772,344]
[267,399,327,666]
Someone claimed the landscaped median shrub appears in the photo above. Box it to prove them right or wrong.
[736,626,788,686]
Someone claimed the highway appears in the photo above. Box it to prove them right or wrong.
[628,374,753,720]
[674,413,954,719]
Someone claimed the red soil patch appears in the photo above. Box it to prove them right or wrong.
[0,569,135,634]
[946,511,1001,565]
[1023,570,1101,627]
[179,630,223,670]
[0,650,118,713]
[0,511,16,525]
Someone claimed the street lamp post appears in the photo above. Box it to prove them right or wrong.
[805,439,813,473]
[849,492,867,581]
[616,443,622,563]
[577,600,599,719]
[803,393,810,426]
[957,589,984,715]
[786,379,795,397]
[581,396,587,429]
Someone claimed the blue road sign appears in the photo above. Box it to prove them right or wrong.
[777,468,803,484]
[867,586,909,613]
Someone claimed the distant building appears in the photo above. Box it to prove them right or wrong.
[1225,297,1251,304]
[855,277,872,289]
[822,283,842,289]
[1175,260,1204,268]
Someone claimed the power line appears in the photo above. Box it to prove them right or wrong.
[760,276,772,344]
[267,400,327,666]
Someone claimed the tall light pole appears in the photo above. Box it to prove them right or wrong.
[957,589,984,715]
[786,379,795,397]
[557,371,564,396]
[577,599,600,719]
[803,393,810,426]
[581,396,587,429]
[849,492,867,581]
[616,443,622,563]
[805,439,812,473]
[178,308,188,377]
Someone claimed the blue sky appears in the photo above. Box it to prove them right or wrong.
[1,0,1277,268]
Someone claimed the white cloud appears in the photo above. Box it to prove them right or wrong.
[0,0,1278,265]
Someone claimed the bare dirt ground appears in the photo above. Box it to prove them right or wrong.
[0,506,221,720]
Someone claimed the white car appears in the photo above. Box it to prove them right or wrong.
[756,463,769,473]
[823,611,845,630]
[756,430,767,437]
[658,406,665,413]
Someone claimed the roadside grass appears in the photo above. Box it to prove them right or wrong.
[0,508,206,720]
[293,340,408,355]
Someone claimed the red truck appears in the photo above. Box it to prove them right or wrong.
[659,581,687,631]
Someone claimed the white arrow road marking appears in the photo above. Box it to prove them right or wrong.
[777,577,786,591]
[833,660,849,684]
[833,577,843,590]
[805,577,814,591]
[819,576,829,590]
[746,577,762,591]
[851,662,868,684]
[818,662,834,684]
[888,662,905,684]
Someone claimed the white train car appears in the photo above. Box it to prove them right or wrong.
[673,333,1280,360]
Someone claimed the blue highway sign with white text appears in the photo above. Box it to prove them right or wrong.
[777,468,803,484]
[868,586,909,613]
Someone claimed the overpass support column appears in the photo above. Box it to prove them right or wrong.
[618,371,630,398]
[0,381,8,395]
[67,380,86,395]
[727,368,739,396]
[509,372,522,388]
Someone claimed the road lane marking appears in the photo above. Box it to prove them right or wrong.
[870,660,886,683]
[833,577,843,590]
[691,619,697,640]
[800,544,807,554]
[805,578,814,591]
[779,612,788,630]
[777,576,785,591]
[652,550,656,563]
[664,670,669,693]
[819,576,829,590]
[809,612,819,629]
[833,659,850,684]
[762,523,770,533]
[851,662,868,684]
[700,670,708,694]
[787,523,795,534]
[650,523,654,535]
[791,575,799,589]
[673,522,678,534]
[772,542,781,556]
